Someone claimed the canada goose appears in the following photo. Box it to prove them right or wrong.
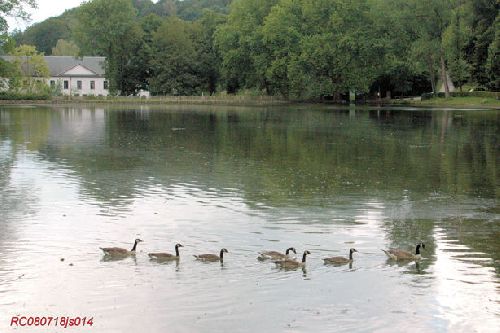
[258,247,297,261]
[194,248,228,262]
[100,238,143,256]
[148,243,184,260]
[382,242,425,261]
[323,248,358,265]
[275,250,311,269]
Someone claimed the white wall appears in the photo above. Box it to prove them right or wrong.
[49,77,109,96]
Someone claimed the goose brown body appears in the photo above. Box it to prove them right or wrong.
[149,243,183,260]
[100,238,143,256]
[194,248,228,262]
[324,248,358,265]
[382,243,425,261]
[258,247,296,261]
[275,250,310,269]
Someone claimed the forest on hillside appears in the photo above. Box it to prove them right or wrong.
[1,0,498,99]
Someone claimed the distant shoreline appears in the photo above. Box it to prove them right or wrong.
[0,96,289,107]
[0,95,499,110]
[386,95,500,109]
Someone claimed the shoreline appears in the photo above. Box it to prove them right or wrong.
[0,95,499,110]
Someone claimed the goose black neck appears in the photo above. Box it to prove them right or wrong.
[175,246,180,257]
[219,249,225,261]
[349,250,354,260]
[131,241,138,252]
[302,252,308,263]
[415,244,421,255]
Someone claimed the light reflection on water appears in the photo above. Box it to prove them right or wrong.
[0,106,498,332]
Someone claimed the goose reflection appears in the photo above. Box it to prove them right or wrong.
[384,257,427,275]
[100,254,138,265]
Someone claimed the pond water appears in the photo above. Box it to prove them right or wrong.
[0,105,498,333]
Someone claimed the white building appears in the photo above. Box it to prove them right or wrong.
[1,56,109,96]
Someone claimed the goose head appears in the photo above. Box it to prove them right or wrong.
[131,238,143,251]
[219,248,229,260]
[301,250,311,262]
[416,242,425,253]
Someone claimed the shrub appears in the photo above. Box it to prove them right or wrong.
[0,92,51,100]
[421,91,499,100]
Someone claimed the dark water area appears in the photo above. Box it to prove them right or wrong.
[0,105,498,332]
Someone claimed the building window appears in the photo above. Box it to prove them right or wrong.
[104,81,108,90]
[90,81,95,90]
[50,80,55,88]
[77,80,82,90]
[64,80,69,89]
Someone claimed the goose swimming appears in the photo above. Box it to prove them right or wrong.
[323,248,358,265]
[382,242,425,261]
[275,250,311,269]
[149,243,184,260]
[258,247,297,261]
[100,238,143,256]
[194,248,228,262]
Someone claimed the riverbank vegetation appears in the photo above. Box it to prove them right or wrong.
[1,0,498,102]
[391,96,500,108]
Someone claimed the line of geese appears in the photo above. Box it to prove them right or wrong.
[100,239,426,268]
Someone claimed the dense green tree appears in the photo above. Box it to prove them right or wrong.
[367,0,428,97]
[410,0,455,96]
[443,3,472,91]
[5,0,497,99]
[147,0,177,17]
[51,39,80,56]
[485,16,499,90]
[176,0,231,20]
[14,17,71,55]
[215,0,278,93]
[8,44,49,94]
[0,0,36,36]
[310,0,383,98]
[215,0,389,98]
[197,10,226,94]
[132,0,155,16]
[260,0,302,96]
[74,0,143,95]
[466,0,498,89]
[0,35,16,55]
[149,17,203,95]
[123,13,163,94]
[0,0,36,72]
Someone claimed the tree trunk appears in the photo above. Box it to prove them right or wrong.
[333,91,342,103]
[427,56,436,94]
[440,52,450,98]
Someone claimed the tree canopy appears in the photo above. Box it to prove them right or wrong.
[6,0,499,97]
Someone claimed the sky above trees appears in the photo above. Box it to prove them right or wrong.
[7,0,85,31]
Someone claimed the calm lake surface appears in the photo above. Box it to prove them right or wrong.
[0,105,498,333]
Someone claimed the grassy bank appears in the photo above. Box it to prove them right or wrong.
[0,92,51,101]
[388,95,500,109]
[0,95,289,106]
[1,94,499,109]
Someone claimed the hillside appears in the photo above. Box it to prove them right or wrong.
[13,0,232,55]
